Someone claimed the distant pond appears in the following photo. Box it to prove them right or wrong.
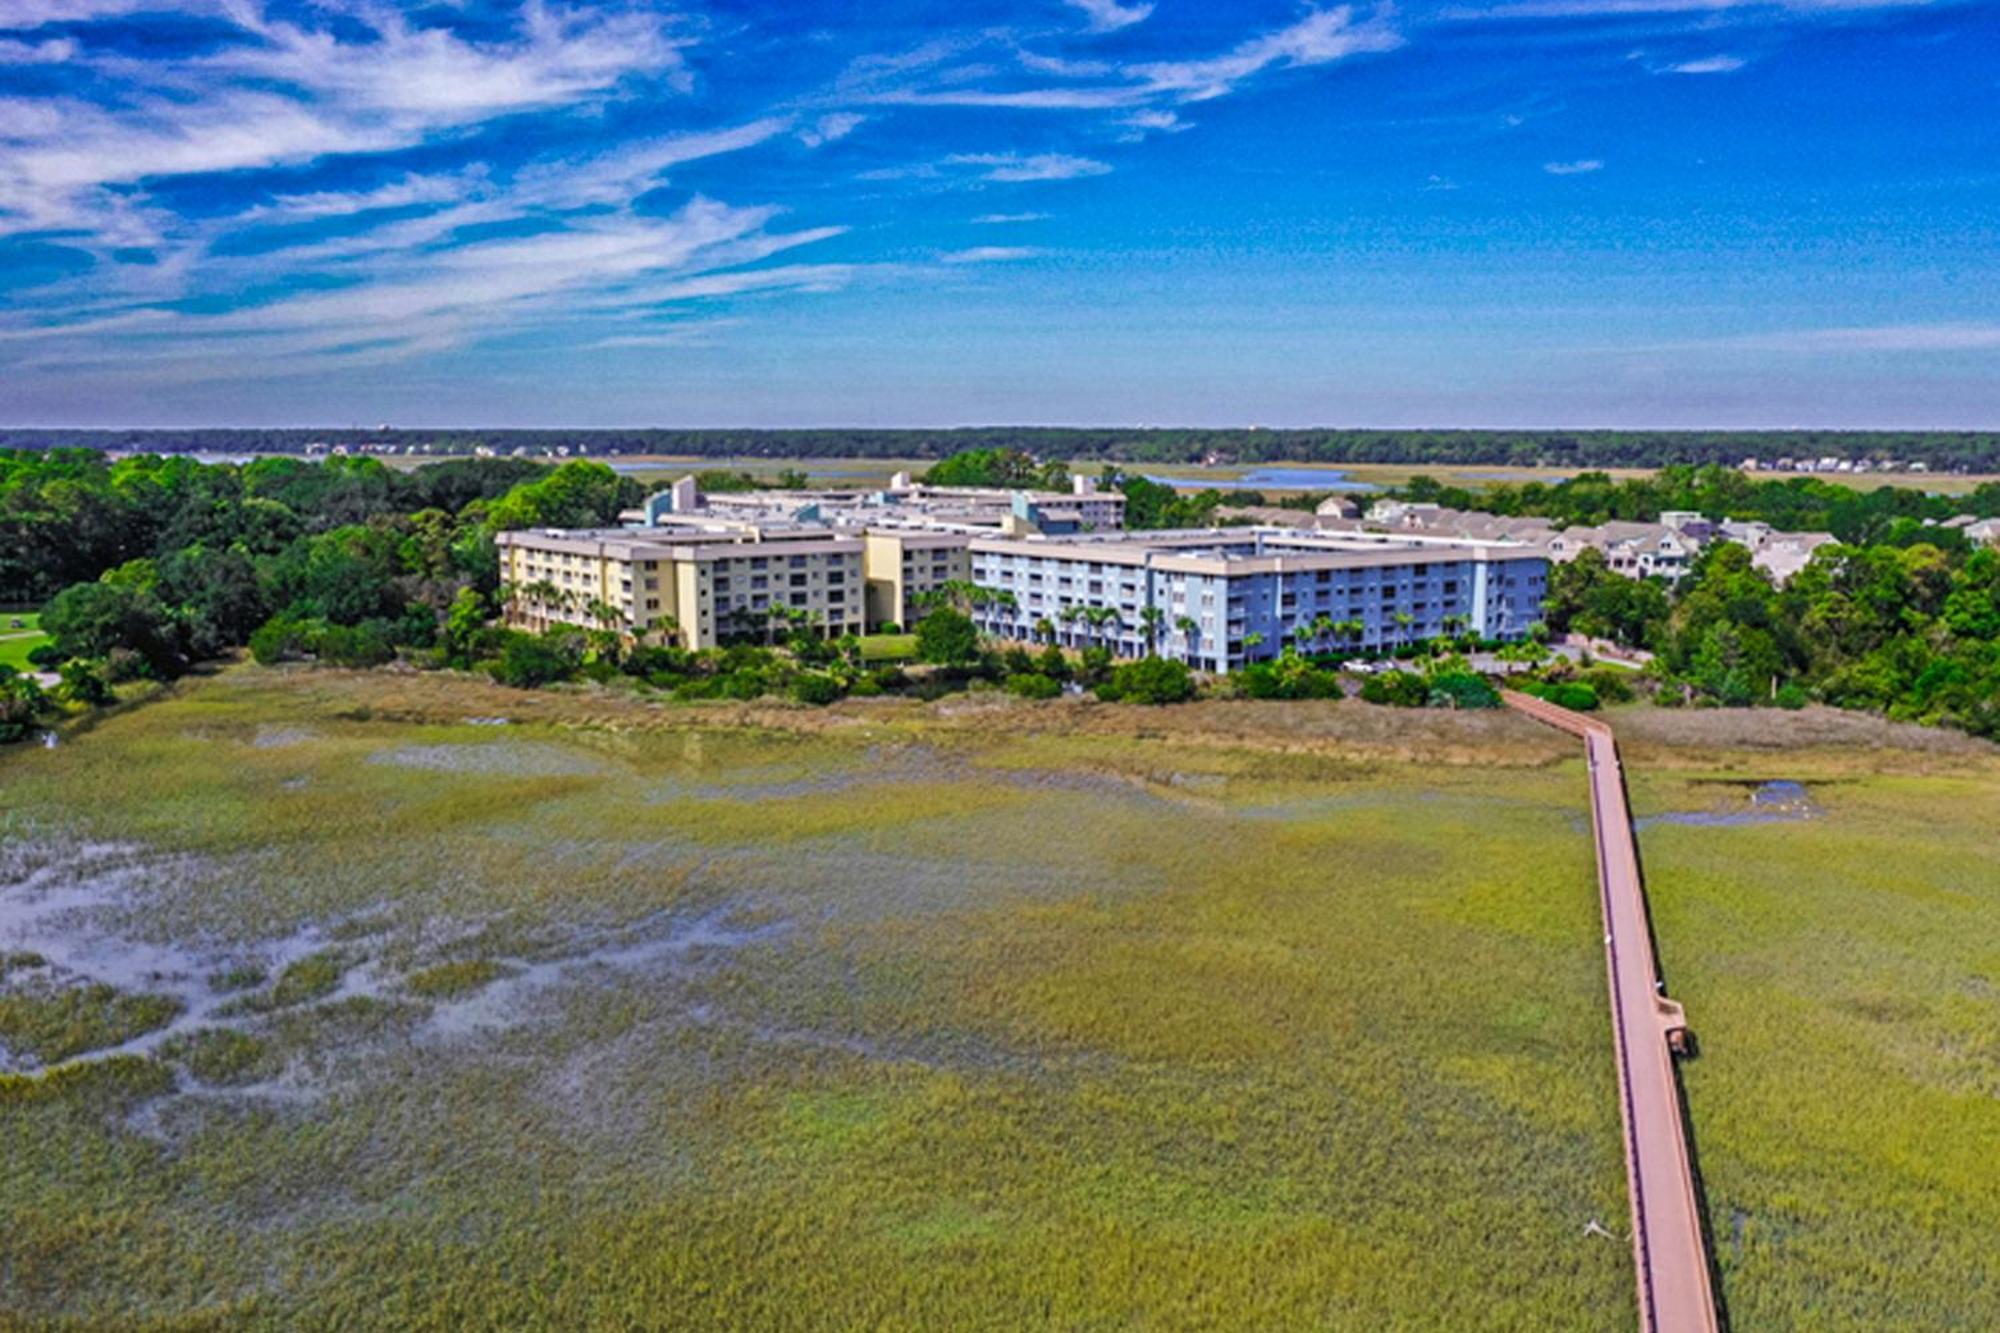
[1141,467,1378,493]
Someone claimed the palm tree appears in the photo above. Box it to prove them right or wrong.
[1310,613,1336,656]
[1242,630,1266,663]
[1339,617,1367,652]
[1175,614,1199,658]
[1058,604,1085,647]
[1034,617,1056,644]
[1393,611,1415,648]
[1085,606,1120,652]
[1138,606,1165,654]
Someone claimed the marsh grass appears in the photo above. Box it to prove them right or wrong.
[405,959,508,998]
[1631,770,2000,1329]
[0,663,1992,1328]
[0,982,183,1065]
[160,1026,269,1085]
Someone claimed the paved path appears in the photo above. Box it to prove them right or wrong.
[1502,690,1720,1333]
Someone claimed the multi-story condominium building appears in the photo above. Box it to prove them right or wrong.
[648,471,1126,536]
[963,528,1548,672]
[859,529,973,629]
[496,520,865,649]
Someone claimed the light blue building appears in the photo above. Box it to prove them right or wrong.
[966,527,1547,671]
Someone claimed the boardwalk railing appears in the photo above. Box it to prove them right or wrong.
[1502,689,1720,1333]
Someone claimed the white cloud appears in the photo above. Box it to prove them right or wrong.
[1667,54,1746,74]
[0,36,77,61]
[797,112,866,147]
[200,3,687,122]
[1131,7,1404,102]
[945,152,1112,182]
[1543,158,1604,174]
[1120,108,1189,137]
[856,7,1400,117]
[1066,0,1155,32]
[971,211,1050,223]
[260,171,484,221]
[0,0,155,27]
[8,200,855,384]
[941,245,1041,263]
[0,3,692,258]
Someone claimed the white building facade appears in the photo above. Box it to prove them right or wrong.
[964,528,1548,671]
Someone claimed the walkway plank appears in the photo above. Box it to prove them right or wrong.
[1502,690,1720,1333]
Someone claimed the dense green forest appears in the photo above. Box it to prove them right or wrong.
[1390,466,2000,544]
[0,450,640,712]
[6,427,2000,471]
[1545,539,2000,736]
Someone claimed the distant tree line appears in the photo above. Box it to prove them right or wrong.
[7,428,2000,471]
[1389,465,2000,543]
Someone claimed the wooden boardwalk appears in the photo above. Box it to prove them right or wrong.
[1503,690,1720,1333]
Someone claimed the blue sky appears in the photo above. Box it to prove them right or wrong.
[0,0,1993,428]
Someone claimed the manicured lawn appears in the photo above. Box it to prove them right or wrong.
[858,631,916,662]
[0,612,46,672]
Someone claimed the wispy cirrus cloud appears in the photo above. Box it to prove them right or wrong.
[0,5,863,390]
[1666,54,1747,74]
[0,3,686,246]
[971,212,1050,224]
[947,152,1111,182]
[851,8,1400,116]
[1544,158,1604,174]
[1065,0,1156,33]
[940,245,1041,263]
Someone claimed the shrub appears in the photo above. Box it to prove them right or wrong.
[1005,672,1062,700]
[1580,667,1636,704]
[916,607,980,665]
[1101,656,1194,705]
[1360,670,1430,708]
[491,633,577,689]
[249,613,314,665]
[0,667,48,744]
[1076,645,1114,685]
[792,672,846,706]
[1237,652,1341,700]
[1035,645,1071,681]
[55,659,114,707]
[1552,683,1599,711]
[313,620,397,668]
[1425,669,1501,710]
[1775,682,1811,710]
